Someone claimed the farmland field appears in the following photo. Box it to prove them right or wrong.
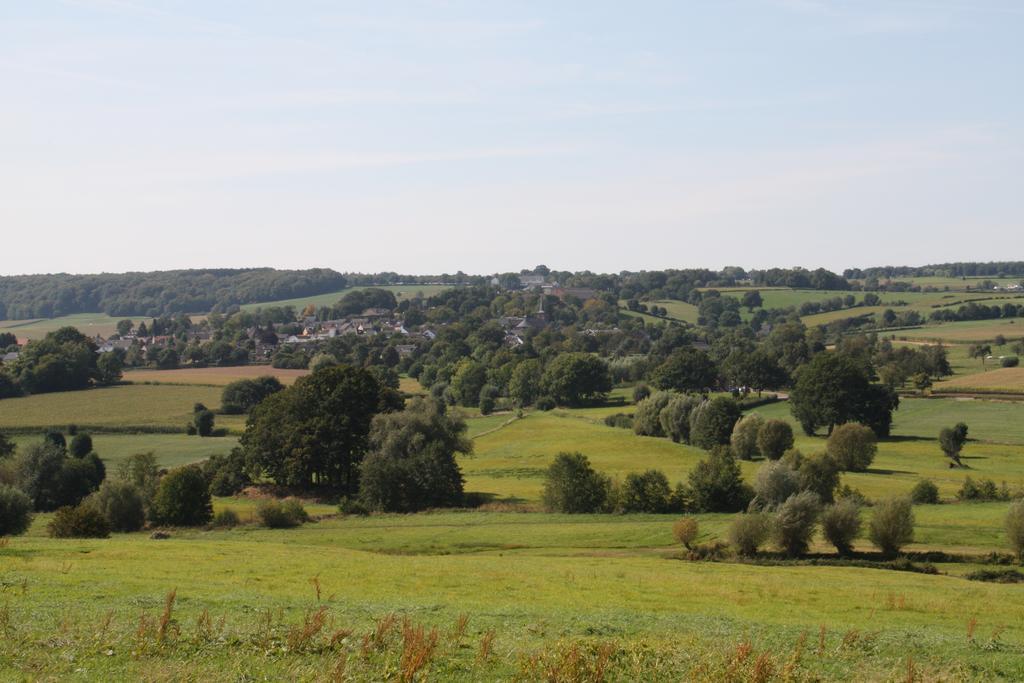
[11,432,237,469]
[239,284,454,312]
[125,366,310,386]
[0,313,152,342]
[898,318,1024,343]
[0,384,230,433]
[932,366,1024,395]
[2,506,1023,680]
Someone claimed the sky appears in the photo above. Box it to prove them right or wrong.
[1,1,1022,276]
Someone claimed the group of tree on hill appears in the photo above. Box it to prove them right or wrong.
[0,427,229,538]
[0,327,122,398]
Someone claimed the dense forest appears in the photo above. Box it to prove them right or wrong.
[0,269,347,318]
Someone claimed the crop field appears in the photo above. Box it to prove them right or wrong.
[125,366,310,386]
[239,284,454,312]
[0,313,152,342]
[897,318,1024,344]
[932,367,1024,395]
[11,432,237,469]
[0,384,229,433]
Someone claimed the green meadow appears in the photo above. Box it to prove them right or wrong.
[0,313,152,341]
[4,356,1024,678]
[239,284,453,312]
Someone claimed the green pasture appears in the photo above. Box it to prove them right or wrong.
[239,284,453,312]
[897,317,1024,344]
[0,384,239,433]
[0,313,152,341]
[2,508,1023,679]
[11,432,237,470]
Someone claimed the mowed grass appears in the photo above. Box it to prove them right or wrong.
[933,366,1024,394]
[0,384,226,432]
[898,317,1024,343]
[0,313,152,341]
[125,365,309,386]
[239,284,453,312]
[11,432,237,469]
[2,510,1024,679]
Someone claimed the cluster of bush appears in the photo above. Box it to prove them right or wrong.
[957,476,1021,502]
[629,390,743,450]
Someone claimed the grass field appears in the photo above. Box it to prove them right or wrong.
[4,374,1024,678]
[896,318,1024,343]
[0,384,230,433]
[2,507,1023,680]
[125,366,310,386]
[11,432,237,469]
[239,284,453,312]
[932,366,1024,395]
[0,313,152,342]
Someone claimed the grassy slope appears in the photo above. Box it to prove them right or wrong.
[12,432,237,469]
[238,284,453,312]
[2,510,1023,680]
[0,314,152,341]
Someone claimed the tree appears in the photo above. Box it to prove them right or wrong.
[541,452,611,513]
[194,409,215,437]
[1006,501,1024,562]
[87,480,145,532]
[687,447,753,513]
[868,497,914,557]
[820,499,862,555]
[672,517,699,549]
[221,376,284,414]
[751,461,800,511]
[150,465,213,526]
[117,452,161,508]
[633,392,673,437]
[358,398,471,512]
[730,414,764,460]
[618,470,672,513]
[116,319,134,337]
[756,420,794,460]
[826,423,877,472]
[0,485,33,536]
[0,431,15,460]
[47,505,110,538]
[156,348,179,370]
[659,395,700,443]
[13,441,103,511]
[722,349,787,396]
[651,347,717,393]
[789,352,897,437]
[449,359,488,407]
[939,423,968,466]
[741,290,763,311]
[9,327,99,394]
[508,359,542,407]
[96,352,123,384]
[728,513,770,556]
[241,365,388,493]
[540,353,612,407]
[772,491,820,557]
[689,397,741,450]
[69,433,93,458]
[910,479,940,505]
[797,454,840,504]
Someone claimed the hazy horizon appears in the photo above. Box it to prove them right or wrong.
[3,1,1022,276]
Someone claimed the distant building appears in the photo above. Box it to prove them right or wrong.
[1,351,18,363]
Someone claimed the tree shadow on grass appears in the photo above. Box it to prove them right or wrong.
[863,467,915,475]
